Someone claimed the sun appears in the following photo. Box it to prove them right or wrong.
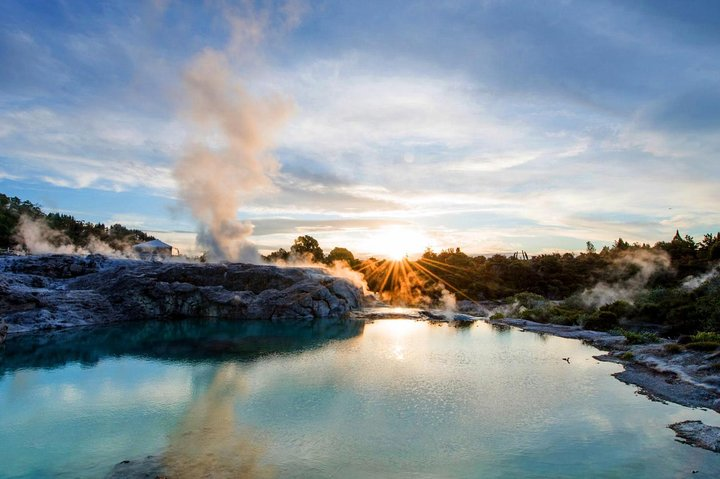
[366,227,432,261]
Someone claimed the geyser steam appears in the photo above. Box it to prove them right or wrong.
[174,49,292,262]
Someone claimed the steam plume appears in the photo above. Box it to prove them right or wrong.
[682,266,719,290]
[13,215,135,257]
[580,249,671,308]
[13,215,77,255]
[174,49,292,262]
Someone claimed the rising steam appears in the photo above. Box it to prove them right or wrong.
[580,249,671,307]
[13,215,135,257]
[174,49,292,262]
[682,266,719,290]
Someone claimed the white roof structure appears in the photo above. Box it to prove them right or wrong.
[134,239,172,250]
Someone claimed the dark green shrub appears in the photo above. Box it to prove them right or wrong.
[612,328,660,344]
[619,351,634,360]
[600,300,635,318]
[692,332,720,342]
[547,306,582,326]
[684,341,720,351]
[520,308,542,321]
[583,311,618,331]
[507,292,546,308]
[519,304,583,325]
[663,343,683,354]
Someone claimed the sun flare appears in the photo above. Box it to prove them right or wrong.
[366,227,432,261]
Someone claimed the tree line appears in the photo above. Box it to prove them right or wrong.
[266,230,720,335]
[4,192,718,335]
[0,193,155,252]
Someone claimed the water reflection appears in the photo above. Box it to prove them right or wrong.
[490,323,512,334]
[0,318,364,376]
[2,318,720,478]
[163,363,275,479]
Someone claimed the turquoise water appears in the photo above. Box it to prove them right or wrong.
[1,315,719,478]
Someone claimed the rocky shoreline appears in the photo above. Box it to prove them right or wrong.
[0,254,363,335]
[485,316,720,453]
[485,317,720,411]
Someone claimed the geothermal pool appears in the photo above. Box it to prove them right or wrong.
[1,313,719,478]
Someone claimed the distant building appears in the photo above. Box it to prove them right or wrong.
[133,239,174,259]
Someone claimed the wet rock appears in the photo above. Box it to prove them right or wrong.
[6,254,104,279]
[1,255,363,335]
[0,319,7,345]
[106,456,165,479]
[669,420,720,453]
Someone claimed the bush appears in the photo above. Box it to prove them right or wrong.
[623,331,660,344]
[518,305,583,325]
[506,292,546,309]
[619,351,634,361]
[600,300,635,318]
[684,341,720,351]
[612,329,660,345]
[583,311,619,331]
[490,312,505,320]
[691,331,720,343]
[547,306,582,326]
[664,343,684,354]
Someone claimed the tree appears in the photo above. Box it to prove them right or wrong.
[613,238,630,251]
[586,241,596,254]
[264,248,290,263]
[326,247,358,266]
[290,235,324,263]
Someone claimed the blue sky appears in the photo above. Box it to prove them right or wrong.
[1,0,719,258]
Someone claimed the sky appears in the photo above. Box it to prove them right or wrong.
[1,0,719,259]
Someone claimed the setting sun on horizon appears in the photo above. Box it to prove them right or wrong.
[364,227,435,261]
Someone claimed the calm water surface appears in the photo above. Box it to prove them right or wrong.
[1,313,719,478]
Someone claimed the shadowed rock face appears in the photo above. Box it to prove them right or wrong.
[0,255,363,334]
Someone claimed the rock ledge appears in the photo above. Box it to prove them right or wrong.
[1,254,362,334]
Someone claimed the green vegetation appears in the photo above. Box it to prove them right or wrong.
[619,351,634,361]
[612,328,660,345]
[684,342,720,352]
[265,230,720,337]
[664,343,683,354]
[0,193,155,253]
[691,332,720,343]
[290,235,325,263]
[326,247,360,268]
[583,311,619,331]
